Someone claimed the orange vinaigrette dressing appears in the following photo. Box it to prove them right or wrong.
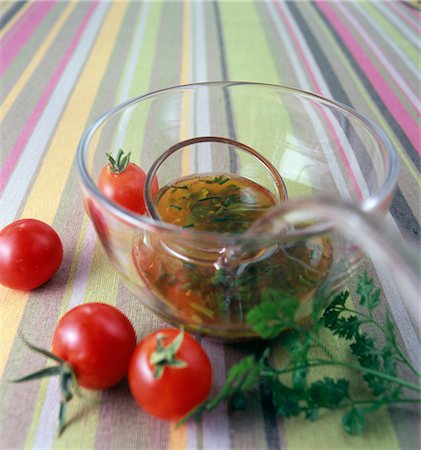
[155,173,277,233]
[133,173,332,337]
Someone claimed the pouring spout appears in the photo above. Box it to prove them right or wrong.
[247,197,420,335]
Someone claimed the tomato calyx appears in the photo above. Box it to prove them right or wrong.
[150,328,188,379]
[106,149,131,174]
[12,335,90,436]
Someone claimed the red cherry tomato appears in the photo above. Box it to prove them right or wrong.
[98,150,158,215]
[0,219,63,291]
[128,328,212,420]
[52,303,137,390]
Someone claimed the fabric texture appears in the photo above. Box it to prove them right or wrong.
[0,2,419,449]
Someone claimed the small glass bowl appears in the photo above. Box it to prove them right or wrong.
[77,82,398,340]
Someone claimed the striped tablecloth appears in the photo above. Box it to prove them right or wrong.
[1,2,420,449]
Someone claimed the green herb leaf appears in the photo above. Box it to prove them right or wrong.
[247,290,300,339]
[350,332,385,396]
[171,185,189,191]
[270,379,302,417]
[342,408,365,435]
[325,315,361,340]
[177,272,421,437]
[178,350,269,426]
[384,312,397,347]
[321,291,361,340]
[357,271,381,311]
[308,377,349,408]
[211,175,230,185]
[182,223,194,228]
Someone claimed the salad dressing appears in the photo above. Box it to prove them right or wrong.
[133,173,332,337]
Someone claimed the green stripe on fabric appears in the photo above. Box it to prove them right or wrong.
[136,2,184,178]
[118,2,164,165]
[217,3,291,449]
[219,1,301,199]
[219,1,280,83]
[126,3,163,98]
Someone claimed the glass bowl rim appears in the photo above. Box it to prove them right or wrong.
[77,81,398,242]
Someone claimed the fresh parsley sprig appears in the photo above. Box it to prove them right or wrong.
[180,272,420,435]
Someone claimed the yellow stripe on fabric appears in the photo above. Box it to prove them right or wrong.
[168,2,191,450]
[0,290,28,374]
[0,1,31,38]
[22,2,127,223]
[22,5,129,449]
[0,2,76,122]
[219,1,297,196]
[83,240,120,305]
[0,0,126,378]
[169,425,188,450]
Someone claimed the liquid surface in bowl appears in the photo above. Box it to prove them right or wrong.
[154,173,277,233]
[133,173,333,338]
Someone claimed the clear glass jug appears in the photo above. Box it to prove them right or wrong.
[77,82,411,340]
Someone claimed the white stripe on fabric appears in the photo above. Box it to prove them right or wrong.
[201,339,231,450]
[192,0,212,174]
[188,3,230,450]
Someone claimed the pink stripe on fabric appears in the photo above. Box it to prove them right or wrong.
[0,2,98,192]
[317,1,421,155]
[0,3,37,48]
[0,2,56,77]
[275,1,363,200]
[337,3,420,114]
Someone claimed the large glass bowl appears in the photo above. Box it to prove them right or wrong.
[77,82,398,340]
